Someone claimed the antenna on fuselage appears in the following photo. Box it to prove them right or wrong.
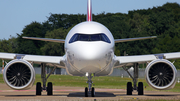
[87,0,92,21]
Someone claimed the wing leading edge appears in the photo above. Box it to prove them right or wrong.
[0,52,66,68]
[23,37,65,43]
[114,52,180,68]
[115,36,157,43]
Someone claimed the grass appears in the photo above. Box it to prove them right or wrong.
[37,74,180,92]
[0,74,180,92]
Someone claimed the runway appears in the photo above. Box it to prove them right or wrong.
[0,83,180,101]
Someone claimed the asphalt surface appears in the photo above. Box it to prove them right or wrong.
[0,83,180,101]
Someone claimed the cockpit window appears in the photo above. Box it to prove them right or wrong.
[79,34,89,41]
[69,33,111,43]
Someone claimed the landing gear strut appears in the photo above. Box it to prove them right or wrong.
[36,63,56,95]
[123,63,144,95]
[85,74,95,97]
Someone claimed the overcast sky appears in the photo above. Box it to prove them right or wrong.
[0,0,180,39]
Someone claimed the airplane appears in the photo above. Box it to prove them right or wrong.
[0,0,179,97]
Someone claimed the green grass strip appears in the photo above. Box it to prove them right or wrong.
[0,74,180,92]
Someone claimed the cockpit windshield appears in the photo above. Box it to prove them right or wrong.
[69,33,111,43]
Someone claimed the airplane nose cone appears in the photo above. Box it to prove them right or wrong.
[75,43,106,61]
[73,42,113,71]
[80,48,99,60]
[67,42,113,74]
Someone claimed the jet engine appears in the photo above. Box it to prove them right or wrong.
[145,59,177,90]
[3,59,35,90]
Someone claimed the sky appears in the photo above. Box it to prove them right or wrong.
[0,0,180,40]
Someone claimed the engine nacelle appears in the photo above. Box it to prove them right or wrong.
[3,59,35,90]
[145,59,177,90]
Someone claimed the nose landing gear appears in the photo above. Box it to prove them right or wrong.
[85,73,95,97]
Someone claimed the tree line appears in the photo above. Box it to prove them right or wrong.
[0,3,180,68]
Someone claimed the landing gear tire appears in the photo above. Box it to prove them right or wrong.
[85,87,88,97]
[91,87,95,97]
[138,82,143,95]
[36,82,42,95]
[127,82,132,95]
[47,82,53,95]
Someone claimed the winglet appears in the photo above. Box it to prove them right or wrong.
[87,0,92,21]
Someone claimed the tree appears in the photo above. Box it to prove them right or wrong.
[16,22,45,54]
[41,28,68,56]
[0,37,17,53]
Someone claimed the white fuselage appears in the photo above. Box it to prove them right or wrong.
[64,21,115,76]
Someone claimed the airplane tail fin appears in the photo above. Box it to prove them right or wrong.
[87,0,92,21]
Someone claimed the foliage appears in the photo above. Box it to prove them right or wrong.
[0,37,17,66]
[41,28,68,56]
[15,22,45,55]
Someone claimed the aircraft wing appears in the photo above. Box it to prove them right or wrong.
[115,36,157,43]
[114,52,180,68]
[23,37,65,43]
[0,52,66,68]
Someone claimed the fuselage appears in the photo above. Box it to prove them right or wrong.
[64,21,115,76]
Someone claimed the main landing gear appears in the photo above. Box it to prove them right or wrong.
[123,63,144,95]
[36,63,56,96]
[85,74,95,97]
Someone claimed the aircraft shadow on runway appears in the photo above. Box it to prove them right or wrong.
[4,92,116,97]
[67,92,116,97]
[5,95,36,97]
